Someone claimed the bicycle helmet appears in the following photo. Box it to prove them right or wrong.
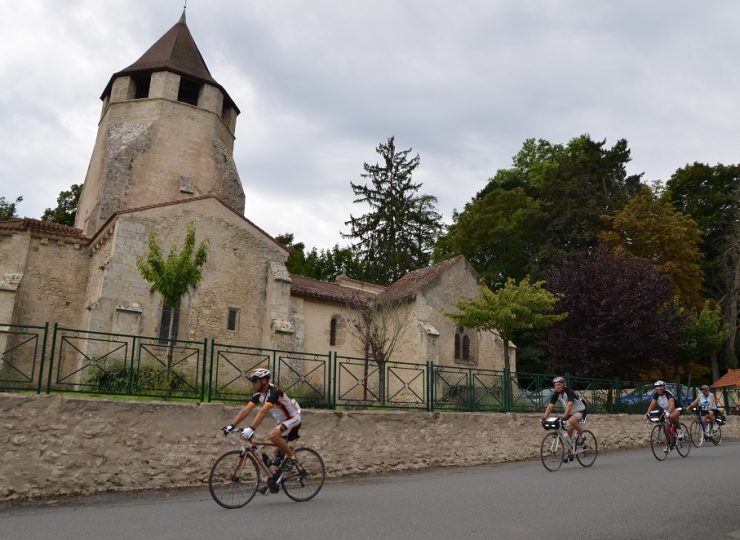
[250,368,271,382]
[654,380,666,388]
[553,376,565,384]
[700,384,709,391]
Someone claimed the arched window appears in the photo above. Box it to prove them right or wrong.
[330,317,338,346]
[462,335,471,361]
[454,333,461,360]
[455,325,474,364]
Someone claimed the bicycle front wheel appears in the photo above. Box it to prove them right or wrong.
[689,419,704,448]
[709,425,722,446]
[575,429,598,468]
[675,423,690,458]
[209,450,260,509]
[540,432,564,472]
[650,424,669,461]
[281,447,326,502]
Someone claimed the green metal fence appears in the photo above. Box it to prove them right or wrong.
[1,321,735,415]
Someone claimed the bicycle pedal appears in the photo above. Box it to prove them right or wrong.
[257,486,269,495]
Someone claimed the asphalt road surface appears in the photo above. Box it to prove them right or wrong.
[2,441,739,540]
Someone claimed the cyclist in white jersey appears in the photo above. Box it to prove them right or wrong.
[542,376,588,461]
[645,380,683,438]
[688,384,718,434]
[223,368,301,468]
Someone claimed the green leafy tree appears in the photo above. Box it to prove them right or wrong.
[600,184,704,307]
[446,277,566,372]
[0,196,22,221]
[136,222,208,381]
[343,136,443,285]
[666,163,740,368]
[42,184,81,226]
[276,233,364,281]
[678,301,729,382]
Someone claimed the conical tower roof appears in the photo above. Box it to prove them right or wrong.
[101,11,238,112]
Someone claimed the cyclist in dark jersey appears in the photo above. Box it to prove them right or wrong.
[542,376,588,461]
[645,380,683,439]
[223,368,301,468]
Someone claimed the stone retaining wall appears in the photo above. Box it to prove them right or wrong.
[1,393,738,502]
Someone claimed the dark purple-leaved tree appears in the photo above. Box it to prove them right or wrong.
[546,244,686,379]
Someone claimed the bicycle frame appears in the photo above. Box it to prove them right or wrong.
[224,434,289,484]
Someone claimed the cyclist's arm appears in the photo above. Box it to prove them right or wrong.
[543,403,554,418]
[562,399,574,418]
[688,397,699,408]
[249,401,274,430]
[646,398,657,414]
[230,401,256,427]
[667,397,676,413]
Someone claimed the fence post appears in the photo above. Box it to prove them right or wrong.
[614,377,621,413]
[35,322,49,394]
[207,339,215,402]
[199,338,208,402]
[331,351,337,409]
[45,322,59,394]
[127,336,137,395]
[503,367,511,412]
[427,361,434,412]
[722,388,730,415]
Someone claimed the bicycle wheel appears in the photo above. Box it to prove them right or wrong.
[281,447,326,502]
[675,423,691,458]
[209,450,260,509]
[650,424,669,461]
[709,425,722,446]
[689,419,704,448]
[540,432,564,472]
[575,429,598,468]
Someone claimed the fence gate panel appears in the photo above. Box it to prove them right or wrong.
[385,360,427,409]
[0,323,48,392]
[432,366,471,410]
[276,351,330,407]
[209,343,272,402]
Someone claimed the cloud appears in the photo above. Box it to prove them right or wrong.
[1,0,738,248]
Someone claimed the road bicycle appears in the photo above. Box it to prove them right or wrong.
[647,410,690,461]
[209,430,326,509]
[540,416,598,472]
[688,406,724,448]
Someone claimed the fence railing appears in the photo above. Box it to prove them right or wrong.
[1,322,737,415]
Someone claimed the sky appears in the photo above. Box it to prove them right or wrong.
[1,1,738,249]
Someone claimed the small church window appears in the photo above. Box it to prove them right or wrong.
[132,73,151,99]
[158,299,180,344]
[454,333,461,360]
[227,308,239,332]
[329,317,338,346]
[455,325,473,363]
[462,335,471,361]
[177,77,202,106]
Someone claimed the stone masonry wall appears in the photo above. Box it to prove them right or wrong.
[2,393,737,502]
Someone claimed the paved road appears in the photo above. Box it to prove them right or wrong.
[2,441,740,540]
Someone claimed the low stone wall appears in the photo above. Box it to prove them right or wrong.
[1,393,738,502]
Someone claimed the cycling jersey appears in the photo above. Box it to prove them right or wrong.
[650,390,679,411]
[549,387,586,414]
[698,393,717,411]
[250,384,301,430]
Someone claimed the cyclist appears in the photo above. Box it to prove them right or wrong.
[542,376,588,462]
[222,368,301,491]
[645,380,683,439]
[687,384,718,435]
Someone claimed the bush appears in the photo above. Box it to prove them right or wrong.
[81,358,199,395]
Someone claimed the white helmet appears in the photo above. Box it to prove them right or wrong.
[553,376,565,384]
[250,368,271,382]
[654,380,666,387]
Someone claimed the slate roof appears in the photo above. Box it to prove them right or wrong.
[0,218,87,240]
[711,369,740,389]
[101,11,239,113]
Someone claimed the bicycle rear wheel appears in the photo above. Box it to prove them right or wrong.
[675,423,690,457]
[650,424,669,461]
[709,425,722,446]
[688,419,704,448]
[575,429,598,467]
[540,432,564,472]
[281,447,326,502]
[209,450,260,509]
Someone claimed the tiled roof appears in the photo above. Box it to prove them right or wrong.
[0,218,87,240]
[381,255,467,302]
[290,274,376,306]
[101,12,238,113]
[712,369,740,389]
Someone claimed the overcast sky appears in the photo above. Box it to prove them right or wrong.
[1,1,738,249]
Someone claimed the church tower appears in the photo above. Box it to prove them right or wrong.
[75,11,245,237]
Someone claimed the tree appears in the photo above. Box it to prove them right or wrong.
[666,164,740,369]
[678,301,729,383]
[343,136,443,285]
[136,222,208,382]
[546,244,686,379]
[599,184,704,307]
[42,184,81,226]
[0,196,22,221]
[344,295,411,401]
[445,278,566,372]
[276,233,364,282]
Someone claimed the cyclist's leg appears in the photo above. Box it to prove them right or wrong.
[565,411,584,437]
[706,410,715,430]
[268,417,301,461]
